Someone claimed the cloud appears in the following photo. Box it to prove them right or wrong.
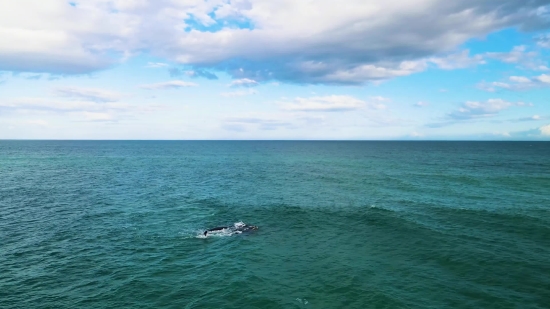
[415,101,429,107]
[478,73,550,91]
[490,124,550,139]
[0,97,131,112]
[477,81,509,92]
[427,99,530,127]
[536,34,550,48]
[486,46,533,63]
[370,96,391,102]
[0,72,50,83]
[512,115,546,122]
[0,1,122,74]
[139,80,199,90]
[537,74,550,83]
[229,78,259,88]
[493,131,512,137]
[172,1,550,84]
[220,89,257,97]
[280,95,379,112]
[0,96,165,123]
[169,68,218,80]
[23,74,43,80]
[449,99,527,120]
[146,62,169,68]
[55,86,124,102]
[309,60,428,84]
[485,45,549,71]
[510,76,532,83]
[1,1,549,82]
[223,116,293,131]
[429,50,485,70]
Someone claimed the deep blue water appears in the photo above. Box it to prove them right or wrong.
[1,141,549,308]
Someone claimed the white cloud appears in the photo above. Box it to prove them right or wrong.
[509,76,531,83]
[170,68,218,80]
[278,95,390,113]
[0,96,165,123]
[536,34,550,48]
[489,125,550,139]
[415,101,429,107]
[486,45,549,71]
[1,1,549,84]
[478,74,550,91]
[229,78,259,88]
[146,62,169,68]
[512,115,546,122]
[536,74,550,83]
[476,81,509,92]
[223,115,293,131]
[319,61,428,84]
[427,99,532,127]
[281,95,373,112]
[139,80,198,90]
[55,86,124,102]
[429,50,485,70]
[0,98,129,111]
[486,46,532,63]
[220,89,257,97]
[449,99,527,120]
[370,96,391,102]
[0,1,119,74]
[493,131,511,137]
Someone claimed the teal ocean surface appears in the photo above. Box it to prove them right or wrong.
[1,141,549,308]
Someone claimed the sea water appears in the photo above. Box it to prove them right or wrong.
[1,141,549,308]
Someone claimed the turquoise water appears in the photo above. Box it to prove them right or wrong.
[1,141,549,308]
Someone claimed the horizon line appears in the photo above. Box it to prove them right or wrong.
[1,139,548,142]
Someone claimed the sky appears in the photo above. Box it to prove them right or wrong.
[1,0,550,140]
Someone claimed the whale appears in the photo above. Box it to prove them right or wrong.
[203,224,258,236]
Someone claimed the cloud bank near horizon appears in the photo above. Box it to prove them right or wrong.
[1,1,550,140]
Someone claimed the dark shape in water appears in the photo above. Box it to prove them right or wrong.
[204,224,258,236]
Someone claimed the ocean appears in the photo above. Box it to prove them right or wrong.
[1,141,549,308]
